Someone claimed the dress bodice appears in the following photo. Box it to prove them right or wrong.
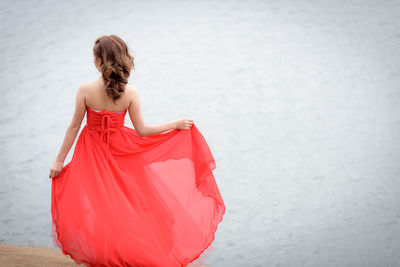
[85,106,128,156]
[86,106,127,130]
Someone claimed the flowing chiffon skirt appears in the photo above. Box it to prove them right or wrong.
[50,107,225,267]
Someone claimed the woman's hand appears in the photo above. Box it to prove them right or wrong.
[49,161,64,179]
[175,118,194,130]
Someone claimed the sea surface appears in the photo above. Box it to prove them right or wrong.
[0,0,399,266]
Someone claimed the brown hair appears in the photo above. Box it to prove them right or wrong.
[93,35,134,102]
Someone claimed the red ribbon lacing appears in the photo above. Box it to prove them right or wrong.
[100,114,112,163]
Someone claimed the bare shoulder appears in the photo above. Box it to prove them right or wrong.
[125,84,140,105]
[77,80,105,99]
[125,84,139,97]
[73,83,87,101]
[77,80,95,94]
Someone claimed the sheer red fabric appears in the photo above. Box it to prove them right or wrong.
[51,106,225,267]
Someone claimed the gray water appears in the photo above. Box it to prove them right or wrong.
[1,0,400,266]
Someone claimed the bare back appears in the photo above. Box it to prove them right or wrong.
[85,78,132,112]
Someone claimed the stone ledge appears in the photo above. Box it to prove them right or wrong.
[0,242,210,267]
[0,243,77,266]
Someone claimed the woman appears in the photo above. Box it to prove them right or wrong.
[49,35,225,267]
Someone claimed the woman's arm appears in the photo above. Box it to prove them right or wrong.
[49,85,87,178]
[127,86,193,137]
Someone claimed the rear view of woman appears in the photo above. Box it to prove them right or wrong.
[49,35,225,267]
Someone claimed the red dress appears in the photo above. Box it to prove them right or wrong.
[51,106,225,267]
